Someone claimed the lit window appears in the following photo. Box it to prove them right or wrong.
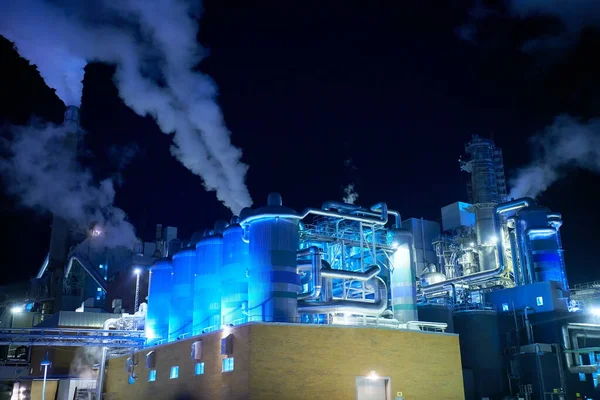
[580,372,586,381]
[222,358,234,372]
[148,370,157,382]
[194,362,205,375]
[502,303,509,312]
[536,296,544,306]
[97,287,102,292]
[170,366,179,379]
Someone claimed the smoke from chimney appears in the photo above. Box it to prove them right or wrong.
[0,117,137,249]
[343,183,359,204]
[0,0,252,214]
[509,115,600,199]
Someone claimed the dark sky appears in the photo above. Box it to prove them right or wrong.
[1,0,600,284]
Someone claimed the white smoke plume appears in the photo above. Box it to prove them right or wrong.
[343,183,359,204]
[0,120,137,248]
[509,115,600,199]
[0,0,252,213]
[69,346,101,379]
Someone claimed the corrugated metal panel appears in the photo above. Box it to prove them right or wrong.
[36,311,122,328]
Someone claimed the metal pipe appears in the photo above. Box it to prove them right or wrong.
[322,201,362,212]
[561,323,600,374]
[422,198,536,295]
[297,276,388,315]
[36,253,50,279]
[321,265,381,281]
[96,318,118,400]
[240,205,389,227]
[524,307,533,344]
[297,247,322,301]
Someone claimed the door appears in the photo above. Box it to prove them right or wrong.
[356,377,390,400]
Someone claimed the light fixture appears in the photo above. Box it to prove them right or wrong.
[133,267,142,275]
[367,370,379,380]
[590,307,600,317]
[11,306,23,314]
[490,236,498,244]
[469,242,475,247]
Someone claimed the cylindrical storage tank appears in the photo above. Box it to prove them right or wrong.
[168,248,196,341]
[193,235,223,334]
[517,207,564,287]
[221,225,249,325]
[146,259,172,344]
[454,310,503,398]
[246,193,300,323]
[417,304,454,333]
[390,229,418,323]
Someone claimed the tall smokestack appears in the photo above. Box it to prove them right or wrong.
[64,105,80,125]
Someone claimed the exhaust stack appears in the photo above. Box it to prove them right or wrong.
[64,105,80,125]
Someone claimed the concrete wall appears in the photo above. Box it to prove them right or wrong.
[105,323,464,400]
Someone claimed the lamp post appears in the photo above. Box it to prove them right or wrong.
[40,351,51,400]
[133,268,142,313]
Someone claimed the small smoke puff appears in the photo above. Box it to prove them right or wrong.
[69,347,101,379]
[0,120,137,248]
[343,184,359,205]
[509,115,600,199]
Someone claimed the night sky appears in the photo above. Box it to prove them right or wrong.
[1,1,600,284]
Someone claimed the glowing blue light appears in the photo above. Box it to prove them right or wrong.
[97,287,102,292]
[502,303,509,312]
[170,366,179,379]
[147,259,172,345]
[99,264,104,269]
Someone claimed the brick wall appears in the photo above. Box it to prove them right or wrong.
[105,323,464,400]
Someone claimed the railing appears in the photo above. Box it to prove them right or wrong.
[452,302,495,312]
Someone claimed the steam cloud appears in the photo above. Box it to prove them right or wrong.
[458,0,600,51]
[509,115,600,199]
[343,183,359,204]
[0,120,137,248]
[70,346,101,379]
[0,0,252,213]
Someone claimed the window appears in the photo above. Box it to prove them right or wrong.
[148,370,157,382]
[222,358,234,372]
[170,366,179,379]
[502,303,509,312]
[195,362,205,375]
[536,296,544,306]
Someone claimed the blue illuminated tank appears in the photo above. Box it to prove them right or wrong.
[193,227,224,334]
[246,193,300,322]
[221,218,249,325]
[516,206,565,288]
[168,248,196,341]
[146,258,172,344]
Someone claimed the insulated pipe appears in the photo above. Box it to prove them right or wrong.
[507,221,521,286]
[422,198,535,295]
[297,247,323,301]
[297,276,388,315]
[321,265,381,281]
[561,323,600,374]
[36,253,50,279]
[96,318,119,400]
[322,201,363,212]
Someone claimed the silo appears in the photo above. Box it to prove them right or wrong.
[389,229,418,323]
[221,223,249,325]
[168,248,196,341]
[246,193,300,323]
[417,304,454,333]
[193,233,223,334]
[517,207,564,288]
[146,259,172,344]
[454,309,504,399]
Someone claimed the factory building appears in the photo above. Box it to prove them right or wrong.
[3,111,600,400]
